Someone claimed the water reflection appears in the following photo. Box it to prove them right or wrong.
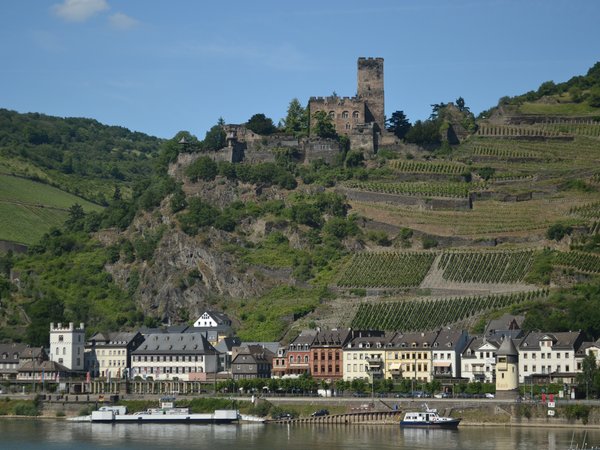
[2,420,600,450]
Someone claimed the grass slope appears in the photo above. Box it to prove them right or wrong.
[0,174,102,244]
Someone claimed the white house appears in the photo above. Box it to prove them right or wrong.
[431,329,469,379]
[517,331,583,384]
[461,337,500,383]
[49,322,85,371]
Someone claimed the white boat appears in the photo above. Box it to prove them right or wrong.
[400,404,460,429]
[69,398,240,424]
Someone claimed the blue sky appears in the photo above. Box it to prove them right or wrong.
[1,0,599,139]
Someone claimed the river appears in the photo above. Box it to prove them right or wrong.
[1,419,598,449]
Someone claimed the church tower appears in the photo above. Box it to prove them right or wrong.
[357,57,385,132]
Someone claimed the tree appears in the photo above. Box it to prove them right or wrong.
[455,97,470,113]
[283,98,308,136]
[246,113,277,135]
[385,110,411,139]
[65,203,85,231]
[576,354,600,399]
[312,111,337,139]
[185,156,218,182]
[202,122,226,151]
[587,86,600,108]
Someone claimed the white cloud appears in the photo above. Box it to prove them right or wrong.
[108,12,139,30]
[52,0,109,22]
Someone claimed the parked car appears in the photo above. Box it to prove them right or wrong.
[273,413,292,420]
[311,409,329,417]
[485,393,495,399]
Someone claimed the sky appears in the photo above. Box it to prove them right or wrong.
[1,0,599,139]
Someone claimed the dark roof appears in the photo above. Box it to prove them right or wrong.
[214,336,241,353]
[0,343,29,363]
[313,329,351,347]
[18,360,69,373]
[232,345,274,364]
[288,330,317,347]
[132,333,217,355]
[497,337,518,357]
[433,329,467,350]
[518,331,583,350]
[89,332,141,346]
[388,331,440,349]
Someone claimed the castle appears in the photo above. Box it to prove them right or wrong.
[205,57,398,165]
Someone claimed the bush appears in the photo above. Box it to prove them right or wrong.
[13,401,39,416]
[186,156,218,182]
[547,223,573,241]
[421,236,438,249]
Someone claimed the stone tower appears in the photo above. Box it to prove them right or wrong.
[357,57,385,132]
[50,322,85,371]
[495,337,519,399]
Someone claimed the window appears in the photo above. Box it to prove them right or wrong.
[352,111,359,118]
[328,111,335,119]
[58,335,64,342]
[345,123,351,130]
[524,365,528,371]
[342,111,349,118]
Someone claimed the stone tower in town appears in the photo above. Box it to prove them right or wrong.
[357,57,385,132]
[495,337,519,399]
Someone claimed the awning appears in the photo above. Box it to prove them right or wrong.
[433,362,452,367]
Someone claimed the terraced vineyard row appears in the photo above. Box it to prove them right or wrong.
[344,180,472,198]
[437,250,535,283]
[388,160,467,175]
[351,290,548,331]
[476,124,563,138]
[471,145,541,159]
[336,252,436,288]
[540,123,600,138]
[570,201,600,219]
[554,251,600,274]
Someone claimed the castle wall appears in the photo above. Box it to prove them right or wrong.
[303,138,341,165]
[308,96,366,136]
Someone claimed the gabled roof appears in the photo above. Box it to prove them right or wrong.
[0,343,29,363]
[18,360,69,373]
[388,330,440,349]
[232,344,274,364]
[214,336,241,353]
[432,329,467,351]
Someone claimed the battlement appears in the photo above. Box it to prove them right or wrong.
[309,96,359,104]
[50,322,85,332]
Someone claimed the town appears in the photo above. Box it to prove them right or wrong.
[1,311,598,401]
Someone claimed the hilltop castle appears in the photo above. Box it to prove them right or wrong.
[308,57,386,146]
[205,57,397,165]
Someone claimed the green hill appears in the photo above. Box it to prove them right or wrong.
[0,174,102,245]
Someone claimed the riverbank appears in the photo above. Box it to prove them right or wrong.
[3,395,600,428]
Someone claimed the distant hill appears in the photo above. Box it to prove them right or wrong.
[0,108,163,246]
[0,108,163,205]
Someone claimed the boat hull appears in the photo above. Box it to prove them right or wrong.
[91,416,238,424]
[400,419,461,429]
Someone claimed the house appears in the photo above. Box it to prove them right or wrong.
[271,346,288,378]
[384,331,439,382]
[461,337,500,383]
[131,333,218,381]
[517,331,583,384]
[213,336,241,372]
[431,329,470,379]
[17,360,69,382]
[485,314,525,341]
[310,328,351,381]
[189,311,233,346]
[343,330,388,382]
[280,330,317,378]
[0,343,29,380]
[85,331,145,379]
[231,344,274,380]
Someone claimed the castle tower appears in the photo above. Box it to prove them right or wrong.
[495,337,519,399]
[50,322,85,371]
[357,57,385,132]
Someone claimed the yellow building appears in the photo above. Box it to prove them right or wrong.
[342,331,388,382]
[385,331,439,382]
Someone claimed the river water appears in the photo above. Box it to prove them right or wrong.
[1,420,599,450]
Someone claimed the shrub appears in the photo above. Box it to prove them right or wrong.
[422,236,438,249]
